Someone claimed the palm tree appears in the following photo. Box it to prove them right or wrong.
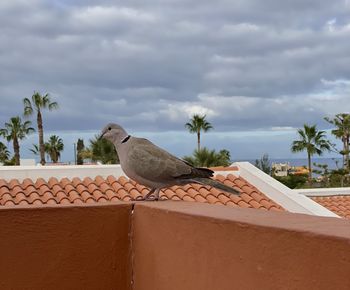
[183,147,231,167]
[324,113,350,170]
[291,124,331,184]
[185,114,213,151]
[0,141,10,163]
[29,144,40,156]
[255,153,272,175]
[23,92,58,165]
[45,135,64,163]
[89,135,119,164]
[0,117,35,165]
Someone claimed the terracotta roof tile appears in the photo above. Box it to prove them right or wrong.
[14,192,27,204]
[82,177,93,187]
[311,195,350,218]
[22,178,34,189]
[24,185,40,195]
[42,192,55,203]
[48,177,59,188]
[8,179,20,189]
[19,200,30,205]
[11,186,26,197]
[248,200,262,209]
[209,166,239,171]
[67,190,82,203]
[28,192,41,204]
[226,201,238,208]
[0,179,8,188]
[72,177,82,186]
[1,192,11,202]
[35,178,47,188]
[171,195,181,201]
[4,200,16,206]
[94,175,106,185]
[0,174,284,212]
[194,194,207,203]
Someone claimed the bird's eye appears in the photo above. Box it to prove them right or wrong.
[108,127,112,131]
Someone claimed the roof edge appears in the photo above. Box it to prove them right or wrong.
[0,164,126,182]
[232,162,339,218]
[296,187,350,197]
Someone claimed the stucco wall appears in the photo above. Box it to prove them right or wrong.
[0,203,132,290]
[0,202,350,290]
[132,202,350,290]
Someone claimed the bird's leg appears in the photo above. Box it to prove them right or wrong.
[153,189,160,201]
[144,188,155,200]
[133,188,156,201]
[141,188,160,201]
[134,188,162,201]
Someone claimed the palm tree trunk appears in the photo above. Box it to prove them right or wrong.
[37,111,46,165]
[197,131,200,152]
[307,152,312,186]
[345,134,349,170]
[342,137,346,169]
[13,137,20,166]
[53,150,58,163]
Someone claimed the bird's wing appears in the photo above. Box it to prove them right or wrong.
[127,137,211,183]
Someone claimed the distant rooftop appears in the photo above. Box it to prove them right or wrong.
[298,188,350,219]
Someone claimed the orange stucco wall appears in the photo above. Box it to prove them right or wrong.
[132,202,350,290]
[0,203,132,290]
[1,201,350,290]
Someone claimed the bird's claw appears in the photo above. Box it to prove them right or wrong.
[132,195,159,201]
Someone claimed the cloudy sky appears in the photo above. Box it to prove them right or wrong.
[1,0,350,162]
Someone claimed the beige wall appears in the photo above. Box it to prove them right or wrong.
[0,201,350,290]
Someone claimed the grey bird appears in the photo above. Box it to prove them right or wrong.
[100,123,240,201]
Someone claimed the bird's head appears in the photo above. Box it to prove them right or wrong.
[99,123,128,144]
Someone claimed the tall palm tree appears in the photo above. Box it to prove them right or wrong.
[185,114,213,151]
[291,124,331,184]
[23,92,58,165]
[45,135,64,163]
[324,113,350,170]
[0,141,10,163]
[0,117,35,165]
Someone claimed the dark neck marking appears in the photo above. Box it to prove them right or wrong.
[121,135,131,144]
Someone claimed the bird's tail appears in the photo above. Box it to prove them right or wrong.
[193,178,240,195]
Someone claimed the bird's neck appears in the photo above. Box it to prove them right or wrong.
[121,135,131,143]
[115,131,130,150]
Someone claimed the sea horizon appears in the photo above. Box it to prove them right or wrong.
[239,157,344,170]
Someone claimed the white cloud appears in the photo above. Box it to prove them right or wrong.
[72,5,156,24]
[220,23,261,35]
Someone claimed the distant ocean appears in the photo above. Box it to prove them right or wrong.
[240,158,344,170]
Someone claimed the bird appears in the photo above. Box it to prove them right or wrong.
[99,123,240,201]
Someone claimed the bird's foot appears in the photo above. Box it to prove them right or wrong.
[132,189,159,201]
[145,195,159,201]
[132,195,159,201]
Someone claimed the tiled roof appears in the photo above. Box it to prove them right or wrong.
[0,174,284,211]
[209,166,239,171]
[311,195,350,218]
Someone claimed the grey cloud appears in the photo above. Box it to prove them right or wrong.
[1,0,350,137]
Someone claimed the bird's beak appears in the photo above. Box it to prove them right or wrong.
[98,132,104,141]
